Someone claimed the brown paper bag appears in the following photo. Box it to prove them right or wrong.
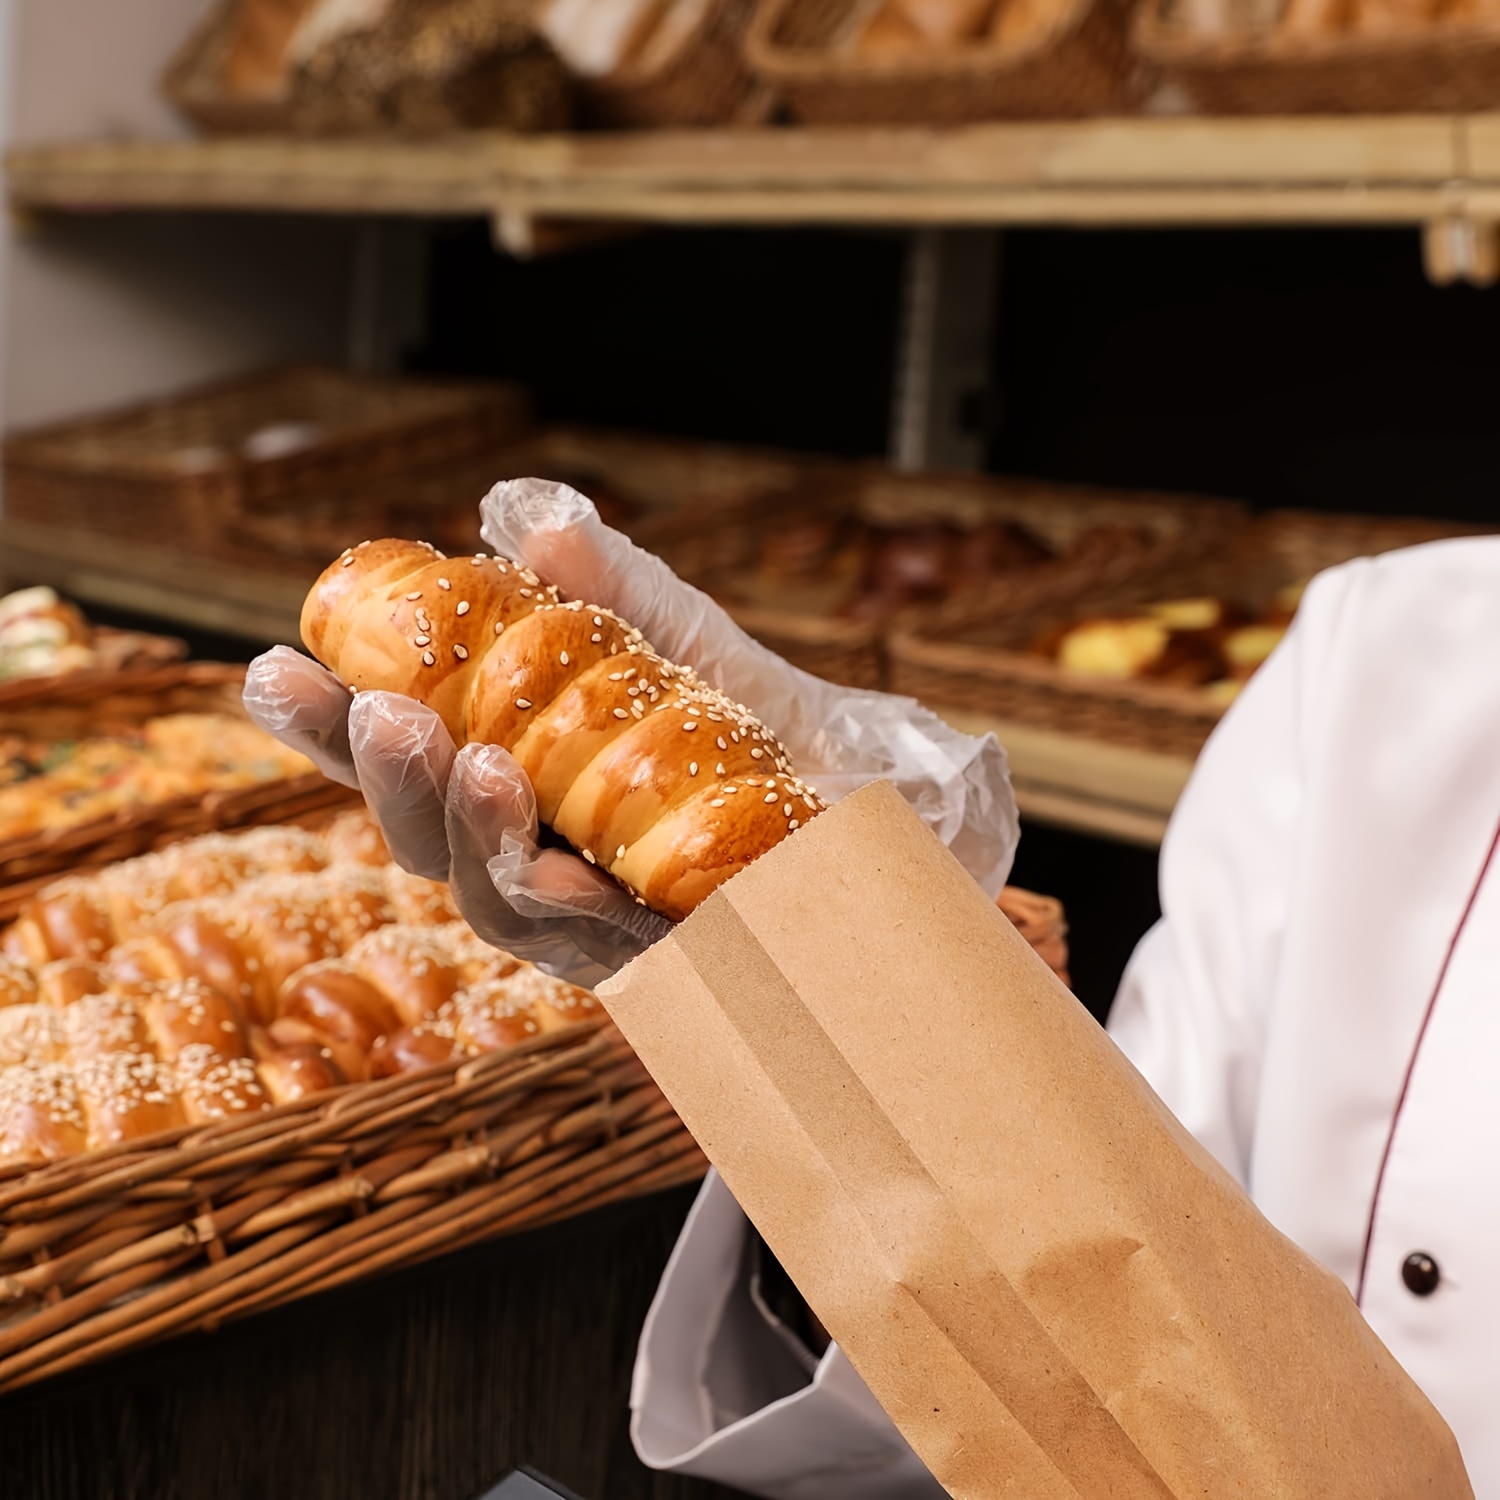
[599,780,1472,1498]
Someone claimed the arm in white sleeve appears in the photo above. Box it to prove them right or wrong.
[631,1173,946,1500]
[1107,564,1352,1184]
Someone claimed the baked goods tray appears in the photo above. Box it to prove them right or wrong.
[888,509,1487,759]
[745,0,1138,123]
[0,662,351,917]
[1133,0,1500,114]
[0,1018,705,1396]
[0,627,187,711]
[692,467,1244,690]
[3,365,531,553]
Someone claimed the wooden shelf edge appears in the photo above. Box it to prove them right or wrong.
[7,115,1500,229]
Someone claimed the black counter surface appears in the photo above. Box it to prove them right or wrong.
[2,1182,740,1500]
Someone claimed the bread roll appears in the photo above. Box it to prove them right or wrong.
[301,540,826,922]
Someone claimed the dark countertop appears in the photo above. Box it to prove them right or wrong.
[2,1181,741,1500]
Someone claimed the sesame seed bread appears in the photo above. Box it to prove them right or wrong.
[302,539,827,922]
[0,810,610,1167]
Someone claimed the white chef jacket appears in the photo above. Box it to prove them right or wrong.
[630,535,1500,1498]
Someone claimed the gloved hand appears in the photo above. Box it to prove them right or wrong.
[244,479,1020,985]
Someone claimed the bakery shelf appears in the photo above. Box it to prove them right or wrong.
[937,710,1193,847]
[6,115,1500,237]
[0,517,310,643]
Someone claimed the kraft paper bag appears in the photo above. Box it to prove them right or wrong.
[598,780,1472,1499]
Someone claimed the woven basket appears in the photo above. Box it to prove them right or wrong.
[3,367,531,551]
[0,1018,705,1395]
[890,509,1487,759]
[744,0,1138,123]
[573,0,763,127]
[165,0,574,136]
[693,467,1243,690]
[1133,0,1500,113]
[0,628,187,711]
[225,424,819,578]
[0,663,353,916]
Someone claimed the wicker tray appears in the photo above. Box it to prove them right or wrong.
[1133,0,1500,113]
[0,627,187,711]
[693,466,1243,690]
[564,0,764,127]
[165,0,573,136]
[889,509,1487,758]
[0,1018,705,1395]
[3,367,531,551]
[744,0,1138,123]
[0,662,353,916]
[226,423,822,579]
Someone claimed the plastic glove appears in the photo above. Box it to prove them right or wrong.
[481,477,1019,894]
[243,648,669,986]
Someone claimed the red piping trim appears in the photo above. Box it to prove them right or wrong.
[1355,811,1500,1305]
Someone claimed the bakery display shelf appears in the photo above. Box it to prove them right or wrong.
[937,709,1193,847]
[10,115,1500,235]
[0,517,310,644]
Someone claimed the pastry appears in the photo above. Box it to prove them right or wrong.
[302,539,827,922]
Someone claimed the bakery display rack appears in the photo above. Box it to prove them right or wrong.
[11,117,1500,274]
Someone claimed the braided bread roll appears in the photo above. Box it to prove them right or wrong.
[302,539,827,922]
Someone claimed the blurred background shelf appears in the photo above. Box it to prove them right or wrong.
[0,514,1188,849]
[11,115,1500,237]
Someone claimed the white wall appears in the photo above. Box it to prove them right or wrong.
[0,0,359,438]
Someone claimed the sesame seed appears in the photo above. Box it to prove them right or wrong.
[683,722,698,732]
[516,698,532,710]
[716,736,728,750]
[582,849,596,864]
[689,762,698,775]
[765,792,779,804]
[789,819,800,830]
[494,621,505,634]
[471,557,485,565]
[613,708,629,719]
[751,748,764,759]
[609,672,623,681]
[616,845,626,859]
[438,578,451,590]
[342,554,356,567]
[405,590,421,600]
[716,762,726,775]
[710,798,725,808]
[457,601,471,616]
[560,650,569,665]
[591,632,602,644]
[414,635,431,647]
[731,731,741,743]
[422,650,435,666]
[783,803,793,817]
[453,645,468,660]
[593,615,602,625]
[519,588,533,598]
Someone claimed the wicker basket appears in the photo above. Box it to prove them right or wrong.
[0,1018,705,1395]
[569,0,763,127]
[889,509,1488,759]
[165,0,574,136]
[744,0,1139,123]
[1133,0,1500,113]
[0,628,187,712]
[0,663,354,916]
[692,467,1243,690]
[225,424,821,579]
[3,367,531,551]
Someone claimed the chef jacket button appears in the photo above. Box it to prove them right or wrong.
[1402,1252,1441,1296]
